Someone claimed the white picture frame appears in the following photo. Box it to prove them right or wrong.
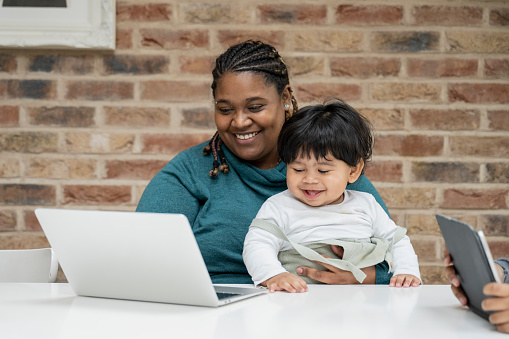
[0,0,115,50]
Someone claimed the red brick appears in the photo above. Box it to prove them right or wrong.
[0,234,50,250]
[409,109,480,130]
[23,210,42,232]
[293,31,363,52]
[486,163,509,184]
[26,158,70,179]
[446,32,509,53]
[378,187,436,209]
[27,106,95,127]
[181,4,250,24]
[0,54,17,73]
[258,5,327,24]
[411,6,483,26]
[0,80,56,99]
[363,161,403,182]
[450,136,509,157]
[490,8,509,26]
[142,133,211,154]
[335,5,402,25]
[0,210,16,231]
[140,29,208,49]
[374,135,444,157]
[0,159,19,178]
[106,160,167,180]
[485,59,509,78]
[412,238,440,261]
[286,57,325,77]
[179,56,215,75]
[0,106,19,126]
[0,132,58,153]
[28,55,94,74]
[0,184,56,205]
[104,107,171,127]
[103,55,169,75]
[66,81,133,101]
[370,32,439,53]
[181,108,215,129]
[488,240,509,259]
[407,58,477,77]
[26,158,96,180]
[488,110,509,131]
[296,83,361,103]
[420,266,448,285]
[64,132,134,154]
[141,81,210,102]
[63,185,131,205]
[117,3,172,22]
[406,214,441,236]
[411,162,480,183]
[482,215,509,237]
[217,31,285,51]
[359,108,404,130]
[441,189,508,210]
[330,57,400,78]
[449,83,509,104]
[371,83,441,103]
[116,28,133,49]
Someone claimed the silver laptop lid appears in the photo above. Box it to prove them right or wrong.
[35,208,221,306]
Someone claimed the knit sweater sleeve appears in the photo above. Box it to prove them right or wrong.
[495,258,509,283]
[136,150,201,225]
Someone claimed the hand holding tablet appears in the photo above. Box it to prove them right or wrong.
[436,214,500,319]
[438,214,509,333]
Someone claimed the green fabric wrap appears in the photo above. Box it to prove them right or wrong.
[250,218,407,284]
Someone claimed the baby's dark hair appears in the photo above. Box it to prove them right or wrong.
[204,40,298,178]
[277,98,373,173]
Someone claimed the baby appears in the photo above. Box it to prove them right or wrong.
[243,99,421,292]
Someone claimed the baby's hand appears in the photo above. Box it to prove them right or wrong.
[390,274,421,288]
[262,272,308,293]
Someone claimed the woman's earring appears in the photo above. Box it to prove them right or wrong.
[284,104,289,108]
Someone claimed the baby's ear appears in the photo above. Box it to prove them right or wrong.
[348,159,364,183]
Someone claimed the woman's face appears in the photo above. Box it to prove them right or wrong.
[214,72,291,169]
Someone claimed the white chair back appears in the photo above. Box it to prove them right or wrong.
[0,248,58,283]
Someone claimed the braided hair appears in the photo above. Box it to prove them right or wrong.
[204,40,298,178]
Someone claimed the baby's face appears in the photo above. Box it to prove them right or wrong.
[286,153,355,207]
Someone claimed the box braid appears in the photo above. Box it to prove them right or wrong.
[203,40,298,178]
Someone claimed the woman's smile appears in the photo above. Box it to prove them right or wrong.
[234,131,260,140]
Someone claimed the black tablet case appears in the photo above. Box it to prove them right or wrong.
[436,214,497,321]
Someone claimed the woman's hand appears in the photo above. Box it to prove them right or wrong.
[296,245,376,284]
[262,272,308,293]
[444,251,468,306]
[483,282,509,333]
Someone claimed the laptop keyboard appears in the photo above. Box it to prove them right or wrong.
[216,292,241,300]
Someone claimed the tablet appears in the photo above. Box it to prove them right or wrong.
[436,214,501,320]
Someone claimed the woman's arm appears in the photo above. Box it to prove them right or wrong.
[136,153,201,225]
[296,244,393,284]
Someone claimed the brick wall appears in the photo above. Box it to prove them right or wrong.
[1,0,508,284]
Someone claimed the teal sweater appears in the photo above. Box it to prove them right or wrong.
[137,141,392,284]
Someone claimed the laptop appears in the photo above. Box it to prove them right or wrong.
[435,214,501,320]
[35,208,267,307]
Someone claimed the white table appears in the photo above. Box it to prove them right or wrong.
[0,283,505,339]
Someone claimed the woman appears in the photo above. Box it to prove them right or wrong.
[137,40,391,285]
